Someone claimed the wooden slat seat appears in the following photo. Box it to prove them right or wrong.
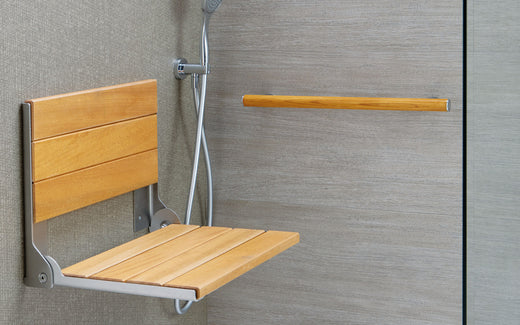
[23,79,299,302]
[63,224,299,299]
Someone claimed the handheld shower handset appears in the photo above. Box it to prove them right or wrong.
[202,0,222,14]
[175,0,222,79]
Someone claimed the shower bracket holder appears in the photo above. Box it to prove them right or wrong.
[173,57,209,80]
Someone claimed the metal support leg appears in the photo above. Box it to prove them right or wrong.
[22,103,53,288]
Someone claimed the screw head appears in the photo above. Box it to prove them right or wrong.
[38,273,48,284]
[160,221,170,228]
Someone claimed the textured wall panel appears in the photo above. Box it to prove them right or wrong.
[0,1,206,324]
[467,0,520,323]
[205,1,462,324]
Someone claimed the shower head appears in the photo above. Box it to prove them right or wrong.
[202,0,222,14]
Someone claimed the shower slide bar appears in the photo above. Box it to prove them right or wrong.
[243,95,450,112]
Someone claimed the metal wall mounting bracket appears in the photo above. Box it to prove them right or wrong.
[133,184,181,232]
[46,256,197,301]
[173,57,209,80]
[22,103,53,288]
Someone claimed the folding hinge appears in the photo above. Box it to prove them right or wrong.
[133,184,181,232]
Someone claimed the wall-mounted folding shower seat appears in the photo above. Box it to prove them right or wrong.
[23,79,299,301]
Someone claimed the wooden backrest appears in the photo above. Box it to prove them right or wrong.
[27,80,159,223]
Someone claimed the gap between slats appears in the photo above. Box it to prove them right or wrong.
[126,228,265,286]
[32,148,158,184]
[32,114,157,182]
[33,149,158,223]
[30,113,158,142]
[90,226,234,282]
[28,79,157,140]
[62,224,200,277]
[165,230,300,299]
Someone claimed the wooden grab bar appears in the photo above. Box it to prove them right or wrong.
[242,95,450,112]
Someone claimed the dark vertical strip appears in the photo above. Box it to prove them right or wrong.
[462,0,468,323]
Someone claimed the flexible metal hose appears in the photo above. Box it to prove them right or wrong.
[184,13,211,226]
[175,12,213,316]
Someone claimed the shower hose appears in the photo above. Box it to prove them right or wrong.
[175,14,213,315]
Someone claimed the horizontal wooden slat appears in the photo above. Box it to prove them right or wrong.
[90,226,232,282]
[243,94,450,111]
[62,224,199,278]
[33,149,158,223]
[32,115,157,181]
[165,230,300,299]
[128,228,265,286]
[28,79,157,140]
